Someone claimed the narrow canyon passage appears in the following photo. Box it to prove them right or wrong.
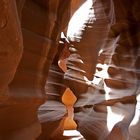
[59,57,83,139]
[0,1,140,140]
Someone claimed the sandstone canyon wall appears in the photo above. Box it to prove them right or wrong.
[65,0,140,140]
[0,0,140,140]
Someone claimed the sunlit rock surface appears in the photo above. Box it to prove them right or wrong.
[65,0,140,140]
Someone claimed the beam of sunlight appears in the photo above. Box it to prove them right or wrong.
[104,83,124,131]
[67,0,95,42]
[93,64,125,132]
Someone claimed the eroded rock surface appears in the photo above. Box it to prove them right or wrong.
[0,0,140,140]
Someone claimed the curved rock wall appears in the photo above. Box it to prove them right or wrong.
[0,0,140,140]
[0,0,71,139]
[65,0,140,139]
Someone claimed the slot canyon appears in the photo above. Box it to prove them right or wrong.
[0,0,140,140]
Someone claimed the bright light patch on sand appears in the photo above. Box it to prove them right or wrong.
[63,130,84,140]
